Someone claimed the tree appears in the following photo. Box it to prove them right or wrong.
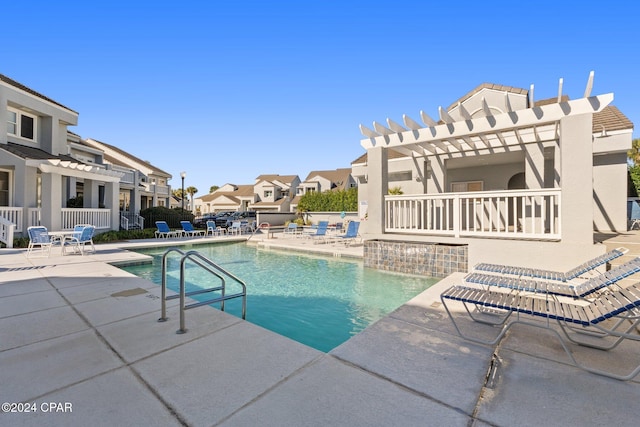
[628,138,640,166]
[209,185,219,193]
[186,186,198,212]
[172,189,185,199]
[628,138,640,196]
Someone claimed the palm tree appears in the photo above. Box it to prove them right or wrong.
[186,186,198,212]
[209,185,219,193]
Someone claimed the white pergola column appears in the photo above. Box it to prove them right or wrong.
[105,181,120,230]
[559,114,593,244]
[41,172,63,231]
[363,146,388,235]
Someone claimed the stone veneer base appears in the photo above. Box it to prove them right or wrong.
[363,240,468,277]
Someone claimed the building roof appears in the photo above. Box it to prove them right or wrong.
[0,73,77,114]
[255,174,299,185]
[447,83,528,111]
[0,142,77,162]
[83,138,171,177]
[351,149,408,165]
[303,168,353,190]
[593,105,634,133]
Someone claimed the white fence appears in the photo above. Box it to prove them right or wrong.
[385,189,561,240]
[61,209,111,230]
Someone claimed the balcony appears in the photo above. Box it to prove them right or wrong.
[385,189,561,240]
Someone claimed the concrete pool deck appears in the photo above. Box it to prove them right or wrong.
[1,231,639,426]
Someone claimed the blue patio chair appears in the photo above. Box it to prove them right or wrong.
[206,220,225,236]
[181,221,205,237]
[64,225,96,255]
[303,221,329,242]
[155,221,179,238]
[332,221,360,245]
[27,226,57,257]
[283,223,299,237]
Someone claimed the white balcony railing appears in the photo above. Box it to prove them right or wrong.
[60,208,111,230]
[385,189,561,240]
[0,207,23,232]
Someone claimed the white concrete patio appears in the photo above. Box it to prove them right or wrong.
[0,231,639,426]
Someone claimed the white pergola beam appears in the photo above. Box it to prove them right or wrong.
[584,70,594,98]
[439,106,455,124]
[420,110,438,127]
[458,102,472,120]
[359,124,380,139]
[373,121,394,135]
[387,118,407,133]
[403,114,423,130]
[360,93,613,151]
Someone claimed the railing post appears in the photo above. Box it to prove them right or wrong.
[453,194,460,238]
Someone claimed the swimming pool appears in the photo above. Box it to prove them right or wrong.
[120,242,438,352]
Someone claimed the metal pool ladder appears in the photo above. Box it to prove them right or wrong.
[158,248,247,334]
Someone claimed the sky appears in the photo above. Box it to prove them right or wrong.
[3,1,639,197]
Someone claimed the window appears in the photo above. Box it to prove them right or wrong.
[451,181,483,192]
[264,190,273,198]
[0,171,9,206]
[7,107,37,141]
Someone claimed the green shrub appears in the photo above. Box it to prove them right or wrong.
[140,206,194,229]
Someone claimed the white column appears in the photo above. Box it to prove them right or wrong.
[41,172,62,230]
[106,181,120,231]
[559,114,593,244]
[362,147,388,235]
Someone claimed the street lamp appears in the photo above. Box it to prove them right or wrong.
[180,171,186,211]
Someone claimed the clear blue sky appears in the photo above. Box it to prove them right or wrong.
[4,1,638,197]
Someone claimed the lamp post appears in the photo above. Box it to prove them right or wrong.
[180,171,186,211]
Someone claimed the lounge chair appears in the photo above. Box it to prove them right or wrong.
[155,221,180,238]
[283,223,299,237]
[303,221,329,241]
[227,221,242,235]
[64,225,96,255]
[473,247,628,282]
[181,221,205,237]
[206,220,225,236]
[27,226,57,257]
[440,281,640,380]
[330,221,360,245]
[465,257,640,299]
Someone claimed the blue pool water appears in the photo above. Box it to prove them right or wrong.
[120,242,438,352]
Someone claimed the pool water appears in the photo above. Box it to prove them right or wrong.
[120,242,438,352]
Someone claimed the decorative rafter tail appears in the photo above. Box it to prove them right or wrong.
[373,121,393,135]
[420,110,438,127]
[528,84,535,107]
[557,78,564,103]
[584,70,594,98]
[359,124,380,138]
[403,114,423,130]
[386,118,407,133]
[439,106,455,124]
[458,102,472,120]
[481,97,492,117]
